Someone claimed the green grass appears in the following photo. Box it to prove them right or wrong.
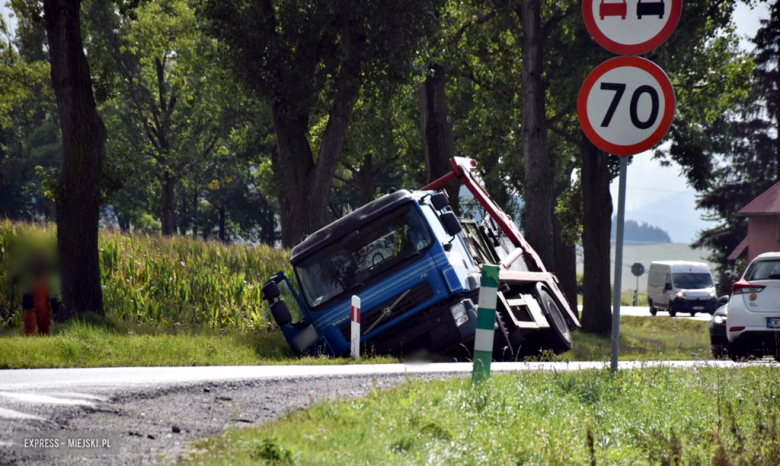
[0,315,397,369]
[182,366,780,466]
[0,315,712,368]
[565,316,711,362]
[1,220,293,330]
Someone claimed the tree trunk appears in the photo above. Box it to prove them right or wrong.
[43,0,106,318]
[272,52,359,247]
[419,63,460,214]
[179,183,188,235]
[191,185,198,239]
[517,0,554,267]
[580,136,613,334]
[160,171,176,236]
[218,203,227,242]
[358,152,375,206]
[552,184,578,312]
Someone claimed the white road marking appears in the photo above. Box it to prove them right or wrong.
[0,392,95,406]
[0,407,45,421]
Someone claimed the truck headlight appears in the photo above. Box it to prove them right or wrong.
[714,315,725,325]
[450,302,469,327]
[675,291,685,299]
[709,291,717,298]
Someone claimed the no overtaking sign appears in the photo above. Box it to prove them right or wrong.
[583,0,682,55]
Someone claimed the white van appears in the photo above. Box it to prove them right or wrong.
[647,261,718,316]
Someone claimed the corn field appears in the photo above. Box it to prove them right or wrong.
[0,220,293,330]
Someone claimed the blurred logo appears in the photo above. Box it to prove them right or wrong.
[749,294,758,301]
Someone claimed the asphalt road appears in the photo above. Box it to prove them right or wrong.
[0,360,753,466]
[578,305,714,321]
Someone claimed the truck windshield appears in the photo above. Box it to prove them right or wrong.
[672,273,713,289]
[295,203,432,309]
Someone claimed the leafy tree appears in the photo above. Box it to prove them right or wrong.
[202,0,444,247]
[0,7,60,221]
[694,1,780,294]
[86,0,236,235]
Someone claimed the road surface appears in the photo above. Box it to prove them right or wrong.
[0,360,753,465]
[579,305,713,321]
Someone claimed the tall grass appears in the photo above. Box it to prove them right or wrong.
[185,366,780,465]
[0,220,292,330]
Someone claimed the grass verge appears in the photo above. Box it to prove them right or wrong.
[0,315,397,369]
[182,366,780,465]
[0,315,711,368]
[564,315,711,361]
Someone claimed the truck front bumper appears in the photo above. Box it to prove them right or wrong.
[361,295,478,356]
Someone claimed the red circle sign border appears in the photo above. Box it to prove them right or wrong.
[582,0,682,56]
[578,56,676,156]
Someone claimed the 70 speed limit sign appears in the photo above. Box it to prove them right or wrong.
[577,56,675,156]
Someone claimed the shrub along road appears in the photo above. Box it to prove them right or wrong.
[0,360,773,465]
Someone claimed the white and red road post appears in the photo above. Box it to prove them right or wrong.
[351,296,361,359]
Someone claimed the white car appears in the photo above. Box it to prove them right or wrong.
[726,252,780,361]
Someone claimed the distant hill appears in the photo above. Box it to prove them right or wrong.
[622,192,715,243]
[611,219,672,244]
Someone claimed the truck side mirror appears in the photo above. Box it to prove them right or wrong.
[262,280,280,301]
[431,192,450,210]
[440,212,462,236]
[270,300,292,326]
[664,283,672,291]
[718,295,730,306]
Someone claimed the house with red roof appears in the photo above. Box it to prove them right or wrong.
[729,181,780,262]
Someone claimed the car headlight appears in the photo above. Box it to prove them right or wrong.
[450,302,469,327]
[675,291,685,299]
[714,315,725,325]
[709,291,717,298]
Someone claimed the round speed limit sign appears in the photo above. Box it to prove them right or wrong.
[578,56,675,156]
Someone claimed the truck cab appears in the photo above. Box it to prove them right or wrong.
[262,158,580,359]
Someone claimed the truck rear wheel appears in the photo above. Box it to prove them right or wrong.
[537,289,573,354]
[518,288,572,357]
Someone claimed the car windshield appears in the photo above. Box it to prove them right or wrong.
[672,273,713,290]
[295,203,432,309]
[745,260,780,281]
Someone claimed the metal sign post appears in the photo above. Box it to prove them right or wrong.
[611,156,628,372]
[580,0,680,372]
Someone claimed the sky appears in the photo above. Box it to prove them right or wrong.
[1,1,772,242]
[611,1,771,242]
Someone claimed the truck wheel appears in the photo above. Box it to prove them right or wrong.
[669,306,677,317]
[536,289,573,354]
[649,299,657,316]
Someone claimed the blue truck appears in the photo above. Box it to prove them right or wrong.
[262,158,581,360]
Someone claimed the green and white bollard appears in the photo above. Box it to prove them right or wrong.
[472,264,499,382]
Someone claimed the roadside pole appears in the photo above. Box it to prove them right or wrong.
[350,296,360,359]
[472,265,499,382]
[611,156,628,372]
[579,0,681,372]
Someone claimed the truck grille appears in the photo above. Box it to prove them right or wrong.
[339,282,434,340]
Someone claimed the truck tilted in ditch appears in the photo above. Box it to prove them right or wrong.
[262,157,580,360]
